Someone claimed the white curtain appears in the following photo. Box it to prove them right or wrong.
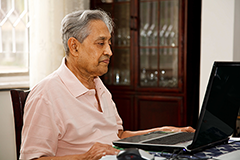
[29,0,89,88]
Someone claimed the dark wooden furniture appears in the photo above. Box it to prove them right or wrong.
[91,0,201,131]
[10,89,30,160]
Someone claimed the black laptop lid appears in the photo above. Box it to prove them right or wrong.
[189,62,240,150]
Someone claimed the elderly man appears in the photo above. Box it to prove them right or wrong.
[20,10,194,160]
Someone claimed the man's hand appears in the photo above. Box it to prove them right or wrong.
[81,142,120,160]
[118,126,195,139]
[155,126,195,133]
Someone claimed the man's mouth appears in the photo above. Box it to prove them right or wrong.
[100,59,110,64]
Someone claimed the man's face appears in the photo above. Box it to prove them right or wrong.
[76,20,112,77]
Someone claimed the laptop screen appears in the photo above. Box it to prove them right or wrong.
[189,62,240,150]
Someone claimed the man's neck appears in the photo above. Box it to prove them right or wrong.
[65,57,96,89]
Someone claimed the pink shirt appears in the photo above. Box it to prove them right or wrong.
[20,58,123,160]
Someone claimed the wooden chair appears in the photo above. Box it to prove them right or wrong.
[10,89,30,160]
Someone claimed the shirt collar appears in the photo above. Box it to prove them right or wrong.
[56,57,105,97]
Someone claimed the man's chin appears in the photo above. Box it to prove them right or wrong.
[98,68,108,77]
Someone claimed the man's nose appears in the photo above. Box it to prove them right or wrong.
[104,44,113,56]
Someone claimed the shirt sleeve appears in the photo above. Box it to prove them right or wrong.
[20,94,63,160]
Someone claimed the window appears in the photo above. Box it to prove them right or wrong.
[0,0,30,89]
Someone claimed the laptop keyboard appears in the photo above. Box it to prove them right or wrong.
[143,132,194,145]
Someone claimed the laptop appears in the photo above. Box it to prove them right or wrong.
[113,61,240,153]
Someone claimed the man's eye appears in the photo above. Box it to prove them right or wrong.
[98,43,104,46]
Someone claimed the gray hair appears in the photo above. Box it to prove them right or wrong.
[61,9,114,56]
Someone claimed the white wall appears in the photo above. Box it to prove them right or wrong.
[0,91,16,160]
[200,0,240,108]
[233,0,240,60]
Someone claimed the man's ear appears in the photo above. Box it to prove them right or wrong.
[68,37,80,57]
